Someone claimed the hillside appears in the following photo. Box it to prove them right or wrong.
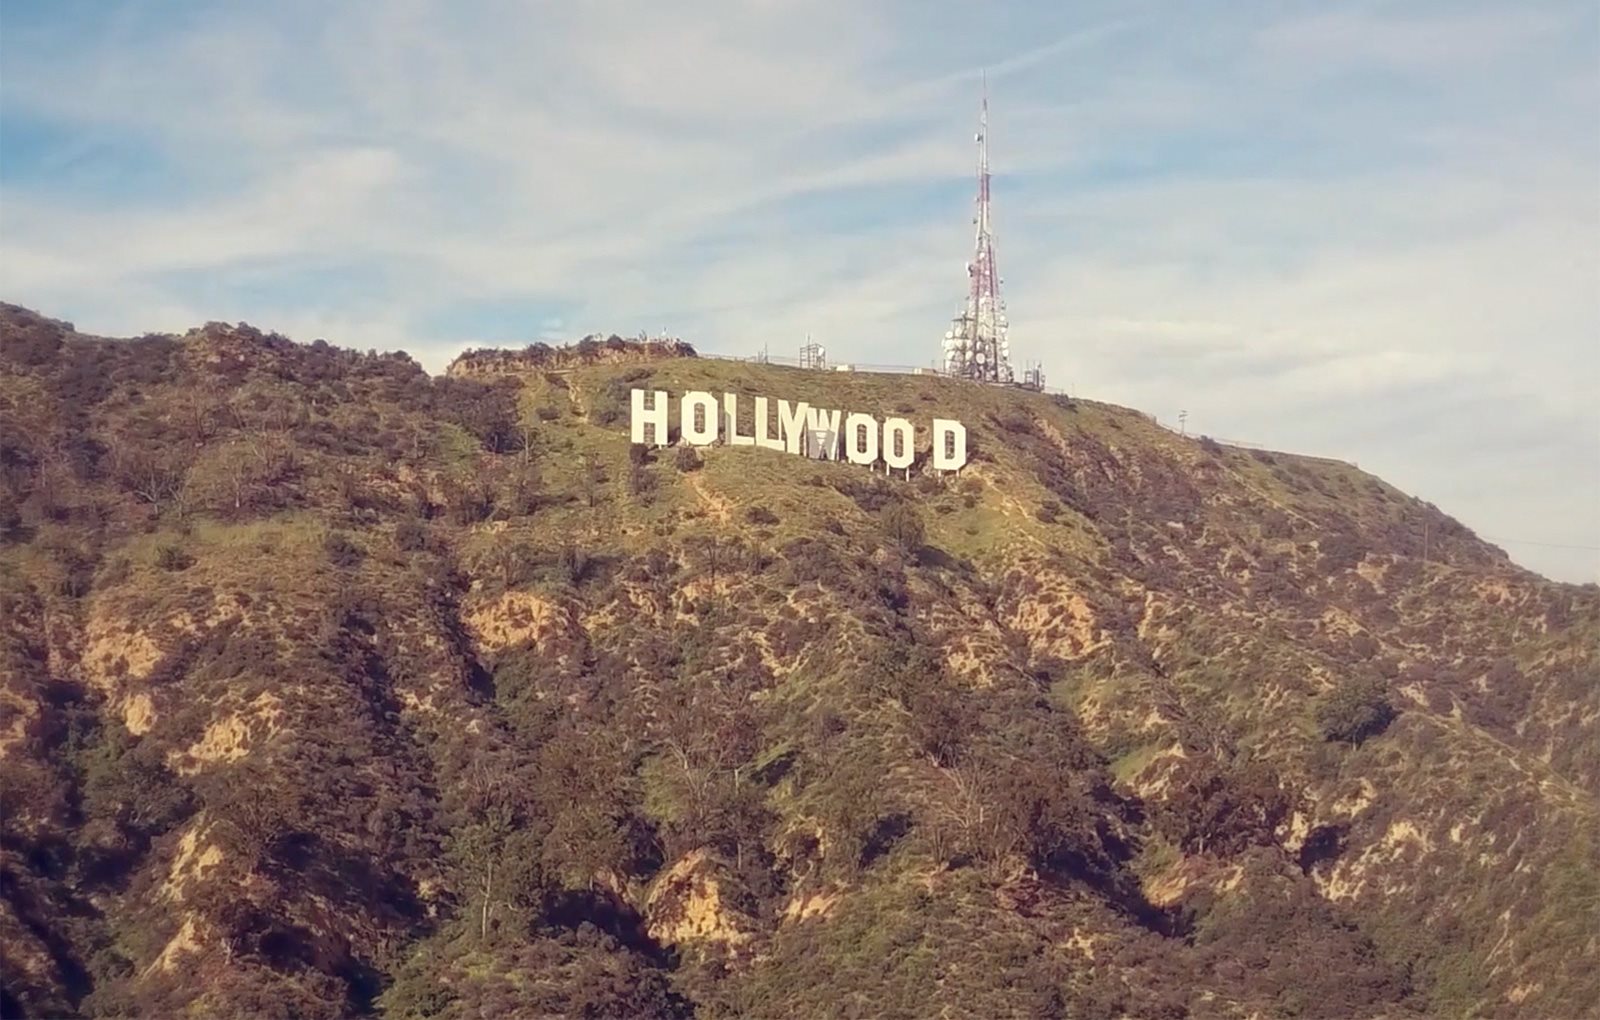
[1,302,1596,1020]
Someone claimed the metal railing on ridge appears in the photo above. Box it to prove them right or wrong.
[693,348,1355,467]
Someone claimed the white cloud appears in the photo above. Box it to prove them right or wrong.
[1254,6,1573,74]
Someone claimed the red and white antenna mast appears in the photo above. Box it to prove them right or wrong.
[942,72,1013,383]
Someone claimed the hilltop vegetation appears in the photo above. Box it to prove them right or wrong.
[2,303,1596,1019]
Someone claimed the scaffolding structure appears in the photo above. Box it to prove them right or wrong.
[799,335,828,371]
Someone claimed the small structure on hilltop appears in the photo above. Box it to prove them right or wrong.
[636,329,679,347]
[799,336,828,371]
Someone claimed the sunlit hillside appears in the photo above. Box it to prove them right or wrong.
[3,303,1596,1020]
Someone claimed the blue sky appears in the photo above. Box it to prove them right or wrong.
[2,0,1596,581]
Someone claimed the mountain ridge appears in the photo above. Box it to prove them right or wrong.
[1,302,1595,1020]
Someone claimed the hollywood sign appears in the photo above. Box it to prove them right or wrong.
[630,389,969,472]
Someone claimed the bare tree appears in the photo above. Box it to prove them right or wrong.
[111,444,187,512]
[174,389,228,442]
[685,534,738,588]
[580,453,604,508]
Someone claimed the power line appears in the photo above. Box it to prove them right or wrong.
[1481,535,1600,552]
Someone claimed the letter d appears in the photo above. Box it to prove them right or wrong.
[932,419,967,471]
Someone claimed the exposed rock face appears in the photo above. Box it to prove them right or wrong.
[461,590,584,659]
[645,850,756,953]
[1,302,1595,1020]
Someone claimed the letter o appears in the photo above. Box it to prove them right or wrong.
[844,413,878,465]
[883,418,914,470]
[682,391,719,445]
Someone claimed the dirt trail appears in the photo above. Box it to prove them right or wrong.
[689,473,733,523]
[561,374,588,418]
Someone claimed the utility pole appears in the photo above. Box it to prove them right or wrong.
[1178,410,1188,436]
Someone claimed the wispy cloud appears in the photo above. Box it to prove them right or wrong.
[1,0,1595,581]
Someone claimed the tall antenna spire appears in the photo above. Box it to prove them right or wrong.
[941,71,1013,383]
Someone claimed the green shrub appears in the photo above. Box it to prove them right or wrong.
[393,518,429,552]
[881,504,925,553]
[674,445,702,472]
[0,491,23,543]
[628,463,655,501]
[324,531,366,569]
[443,474,496,525]
[1316,675,1396,744]
[558,543,589,585]
[155,543,195,572]
[1151,758,1296,855]
[46,537,98,596]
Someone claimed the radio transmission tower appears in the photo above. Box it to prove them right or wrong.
[941,74,1013,383]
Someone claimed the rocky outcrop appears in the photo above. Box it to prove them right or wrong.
[447,335,697,378]
[645,850,757,955]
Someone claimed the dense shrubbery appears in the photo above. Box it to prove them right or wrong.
[673,445,702,472]
[880,503,924,553]
[1187,854,1414,1019]
[155,543,195,572]
[392,518,429,552]
[323,531,366,568]
[1316,676,1397,744]
[1151,758,1296,855]
[829,474,895,512]
[380,924,689,1020]
[430,378,524,454]
[441,473,495,525]
[744,505,779,526]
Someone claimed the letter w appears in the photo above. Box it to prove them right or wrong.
[804,407,842,460]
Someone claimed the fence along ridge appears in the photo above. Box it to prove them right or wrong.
[688,350,1355,468]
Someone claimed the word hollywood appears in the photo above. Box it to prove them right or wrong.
[630,389,969,473]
